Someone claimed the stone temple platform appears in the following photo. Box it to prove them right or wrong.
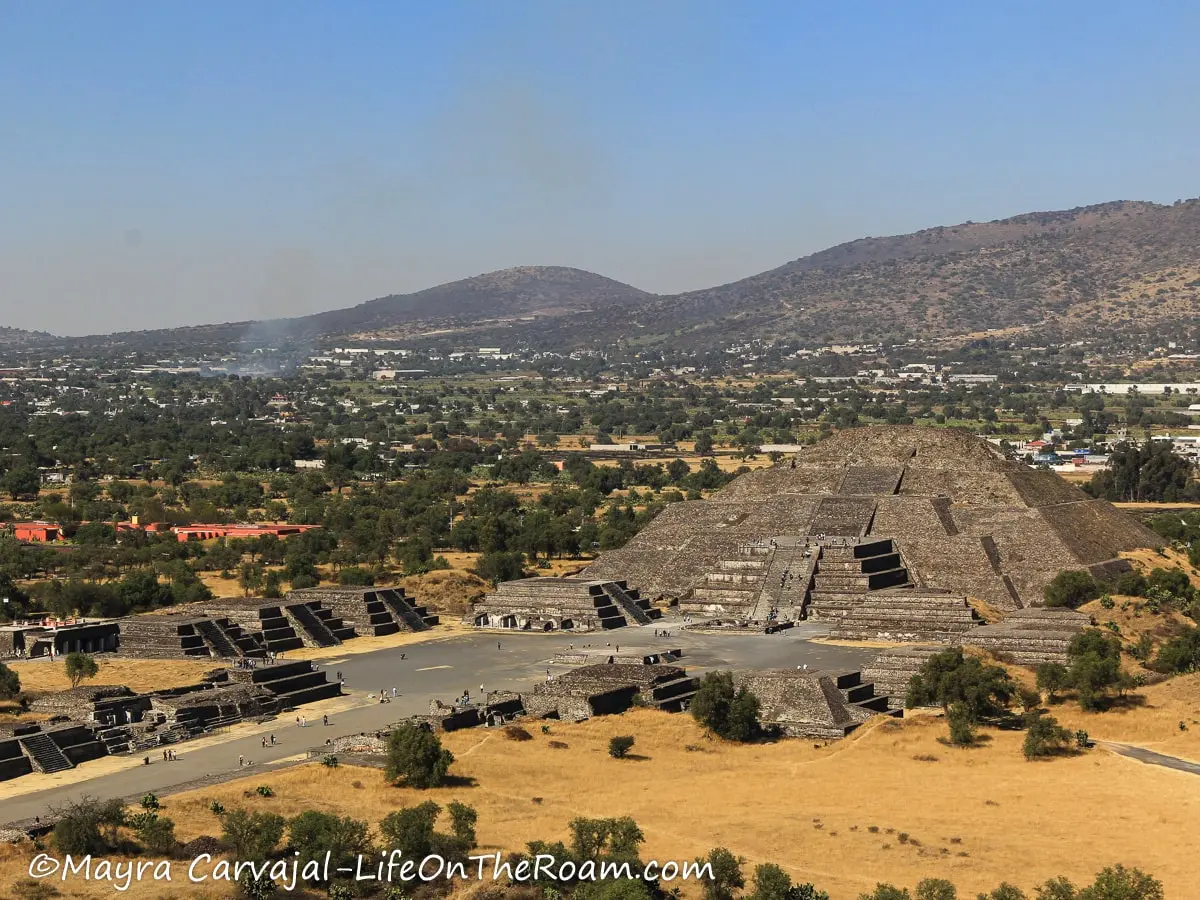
[471,577,661,631]
[961,607,1091,665]
[735,669,897,739]
[524,663,697,719]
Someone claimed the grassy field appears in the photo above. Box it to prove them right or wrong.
[9,657,217,694]
[4,690,1199,900]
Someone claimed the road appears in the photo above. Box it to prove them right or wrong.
[1,623,872,825]
[1099,741,1200,776]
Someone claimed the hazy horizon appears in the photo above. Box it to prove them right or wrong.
[3,1,1199,336]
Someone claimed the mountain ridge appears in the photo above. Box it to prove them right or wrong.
[15,198,1200,351]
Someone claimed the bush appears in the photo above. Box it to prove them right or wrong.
[52,796,126,855]
[208,801,225,816]
[1022,711,1073,760]
[9,879,61,900]
[1036,663,1068,701]
[1044,571,1100,609]
[337,566,375,586]
[385,724,455,788]
[321,754,339,768]
[1110,570,1147,597]
[254,785,274,798]
[946,703,976,746]
[609,736,635,759]
[140,792,160,811]
[906,648,1014,722]
[698,847,745,900]
[503,725,533,741]
[219,808,284,860]
[691,671,763,742]
[447,801,478,848]
[0,662,20,700]
[132,812,177,856]
[748,862,830,900]
[914,879,956,900]
[1067,630,1124,711]
[286,810,371,880]
[1152,626,1200,674]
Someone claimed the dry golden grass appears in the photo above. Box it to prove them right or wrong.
[10,657,216,695]
[4,707,1199,899]
[1121,547,1200,589]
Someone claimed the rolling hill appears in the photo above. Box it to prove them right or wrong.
[25,199,1200,353]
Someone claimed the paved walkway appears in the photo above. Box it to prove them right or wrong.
[1099,741,1200,776]
[2,624,872,825]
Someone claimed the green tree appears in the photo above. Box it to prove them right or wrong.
[1066,630,1123,711]
[219,808,285,861]
[698,847,744,900]
[64,652,99,689]
[286,811,371,880]
[946,702,976,746]
[859,887,911,900]
[906,648,1014,722]
[3,466,40,500]
[1044,571,1100,609]
[978,885,1027,900]
[690,671,763,742]
[749,863,830,900]
[1077,865,1163,900]
[1022,711,1073,759]
[1035,663,1068,702]
[915,880,957,900]
[130,811,177,856]
[379,801,440,859]
[384,724,455,788]
[0,662,20,700]
[446,801,477,849]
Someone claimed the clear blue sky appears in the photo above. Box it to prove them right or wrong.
[2,1,1198,335]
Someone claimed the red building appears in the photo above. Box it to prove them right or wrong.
[172,524,320,542]
[10,522,61,543]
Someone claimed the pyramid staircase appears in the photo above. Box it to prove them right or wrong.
[599,582,661,626]
[805,538,912,621]
[283,602,341,647]
[681,544,770,619]
[194,618,240,658]
[378,588,439,631]
[18,732,72,774]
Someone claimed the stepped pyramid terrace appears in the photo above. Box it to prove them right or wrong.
[583,426,1161,639]
[471,577,661,631]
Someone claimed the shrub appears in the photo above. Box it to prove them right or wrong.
[1067,630,1124,710]
[208,801,224,816]
[51,796,126,855]
[1044,571,1100,609]
[0,662,20,700]
[140,792,160,811]
[132,812,177,856]
[914,879,956,900]
[698,847,745,900]
[946,703,976,746]
[906,648,1014,722]
[448,801,478,848]
[1036,663,1068,701]
[1022,711,1073,760]
[385,724,455,788]
[1110,570,1147,597]
[321,754,339,768]
[691,671,763,741]
[747,862,830,900]
[9,879,61,900]
[286,810,371,880]
[254,785,274,798]
[1151,626,1200,674]
[608,735,635,759]
[219,808,284,860]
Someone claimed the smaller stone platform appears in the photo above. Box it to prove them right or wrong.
[524,663,697,720]
[736,668,897,739]
[472,577,661,631]
[962,607,1091,665]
